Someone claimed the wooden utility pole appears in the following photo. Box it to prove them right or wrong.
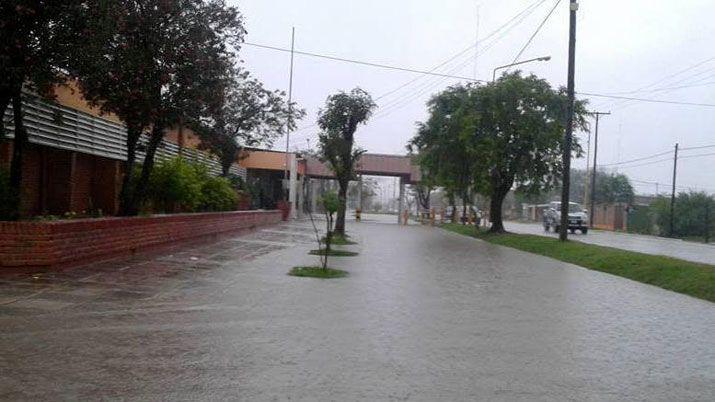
[559,0,578,241]
[588,111,610,228]
[669,143,678,237]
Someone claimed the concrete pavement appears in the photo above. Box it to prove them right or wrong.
[1,220,713,401]
[505,221,715,265]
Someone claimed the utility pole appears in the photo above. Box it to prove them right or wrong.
[283,27,295,200]
[669,143,678,237]
[559,0,578,241]
[588,111,610,228]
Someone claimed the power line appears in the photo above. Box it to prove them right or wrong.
[680,144,715,151]
[243,42,486,82]
[599,149,672,167]
[680,151,715,160]
[578,92,715,107]
[609,157,673,169]
[375,0,548,102]
[511,0,562,64]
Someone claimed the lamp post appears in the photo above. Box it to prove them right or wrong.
[492,56,551,82]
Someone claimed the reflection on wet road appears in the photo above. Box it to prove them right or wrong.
[506,220,715,265]
[1,220,713,400]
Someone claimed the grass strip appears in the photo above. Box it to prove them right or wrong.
[442,223,715,303]
[288,266,349,279]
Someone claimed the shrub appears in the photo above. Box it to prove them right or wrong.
[200,176,238,211]
[148,157,203,212]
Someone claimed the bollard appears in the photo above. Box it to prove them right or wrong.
[355,208,361,222]
[430,207,436,226]
[402,209,409,225]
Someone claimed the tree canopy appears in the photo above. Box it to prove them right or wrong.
[75,0,245,215]
[196,69,304,176]
[317,88,376,235]
[410,72,589,232]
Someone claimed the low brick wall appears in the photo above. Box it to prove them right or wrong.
[0,210,281,268]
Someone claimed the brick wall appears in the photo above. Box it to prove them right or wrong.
[0,210,281,268]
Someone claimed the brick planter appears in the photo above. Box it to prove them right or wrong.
[0,210,281,268]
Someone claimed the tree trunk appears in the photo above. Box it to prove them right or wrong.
[118,126,142,216]
[461,195,468,225]
[220,148,237,177]
[7,92,27,219]
[323,212,332,270]
[334,180,348,235]
[132,122,165,214]
[489,178,514,233]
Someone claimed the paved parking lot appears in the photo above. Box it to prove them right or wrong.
[1,220,713,400]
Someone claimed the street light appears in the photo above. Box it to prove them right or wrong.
[492,56,551,82]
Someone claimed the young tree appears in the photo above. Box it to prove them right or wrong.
[307,190,339,270]
[196,69,304,176]
[0,1,85,219]
[467,73,589,232]
[76,0,244,215]
[317,88,376,235]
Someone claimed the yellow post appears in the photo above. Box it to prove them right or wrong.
[430,207,435,226]
[355,208,361,222]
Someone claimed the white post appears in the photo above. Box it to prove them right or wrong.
[289,153,298,219]
[358,174,363,211]
[397,177,405,224]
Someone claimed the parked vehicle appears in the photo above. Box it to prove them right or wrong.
[543,201,589,234]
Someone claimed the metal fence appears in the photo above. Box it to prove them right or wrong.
[2,94,245,177]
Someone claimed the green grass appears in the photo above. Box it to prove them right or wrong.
[288,266,349,279]
[309,249,359,257]
[442,223,715,303]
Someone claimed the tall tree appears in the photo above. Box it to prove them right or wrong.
[409,85,475,221]
[467,72,589,232]
[196,69,304,176]
[317,88,376,235]
[76,0,244,215]
[0,0,84,219]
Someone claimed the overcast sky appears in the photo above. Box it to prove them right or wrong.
[234,0,715,196]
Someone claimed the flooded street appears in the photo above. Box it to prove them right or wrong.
[1,220,713,400]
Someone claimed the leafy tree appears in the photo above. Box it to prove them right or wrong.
[0,1,85,219]
[306,190,339,270]
[317,88,376,235]
[196,69,304,176]
[463,72,588,232]
[409,85,474,220]
[75,0,244,215]
[652,192,715,240]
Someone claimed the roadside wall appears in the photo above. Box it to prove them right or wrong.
[0,210,281,268]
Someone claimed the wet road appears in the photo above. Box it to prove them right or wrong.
[1,220,714,400]
[506,221,715,265]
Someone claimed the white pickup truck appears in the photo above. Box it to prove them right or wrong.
[543,201,589,234]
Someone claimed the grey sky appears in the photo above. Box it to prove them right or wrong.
[235,0,715,195]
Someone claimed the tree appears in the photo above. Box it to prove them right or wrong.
[409,86,474,222]
[467,72,588,232]
[317,88,376,236]
[652,191,715,240]
[0,1,85,219]
[196,69,304,176]
[76,0,244,215]
[307,190,339,270]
